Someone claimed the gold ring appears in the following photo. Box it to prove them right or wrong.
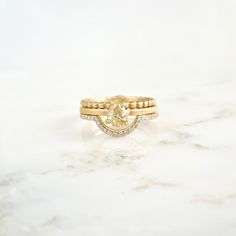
[80,95,158,137]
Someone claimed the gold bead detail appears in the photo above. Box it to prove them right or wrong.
[130,102,137,109]
[143,101,149,108]
[137,102,143,108]
[87,102,92,108]
[98,103,105,109]
[92,103,98,109]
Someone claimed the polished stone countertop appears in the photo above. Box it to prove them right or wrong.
[0,74,236,236]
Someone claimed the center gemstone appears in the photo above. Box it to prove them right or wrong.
[105,96,129,128]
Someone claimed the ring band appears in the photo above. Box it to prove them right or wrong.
[80,95,158,137]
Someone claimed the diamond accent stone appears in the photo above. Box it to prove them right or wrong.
[81,112,157,137]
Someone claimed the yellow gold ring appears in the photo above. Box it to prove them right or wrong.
[80,95,158,137]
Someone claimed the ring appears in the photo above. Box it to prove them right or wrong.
[80,95,158,137]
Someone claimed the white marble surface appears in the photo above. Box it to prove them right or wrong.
[1,1,236,236]
[1,76,236,236]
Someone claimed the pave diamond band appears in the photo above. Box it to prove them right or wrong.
[80,95,158,137]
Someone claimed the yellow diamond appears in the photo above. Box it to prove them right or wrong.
[105,96,129,128]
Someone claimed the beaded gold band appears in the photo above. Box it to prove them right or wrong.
[80,95,158,137]
[81,96,156,109]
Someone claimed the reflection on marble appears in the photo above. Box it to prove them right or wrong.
[0,78,236,236]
